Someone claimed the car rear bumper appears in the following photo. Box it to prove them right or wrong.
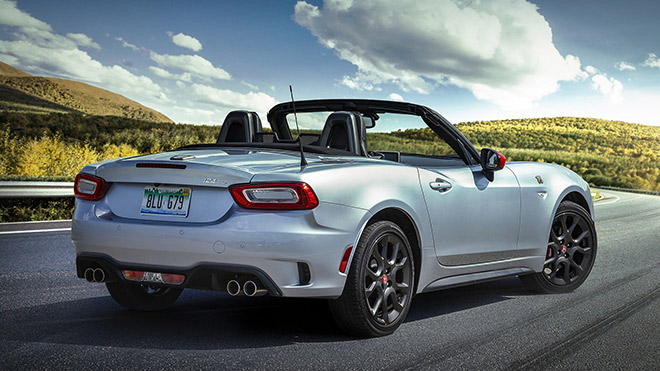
[72,198,369,298]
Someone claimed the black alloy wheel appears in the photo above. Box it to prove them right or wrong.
[329,221,415,337]
[521,200,597,294]
[364,232,413,325]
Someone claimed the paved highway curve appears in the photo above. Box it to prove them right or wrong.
[1,189,658,370]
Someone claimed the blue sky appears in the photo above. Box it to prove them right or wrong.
[1,0,659,128]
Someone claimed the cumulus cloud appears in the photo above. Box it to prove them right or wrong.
[388,93,404,101]
[294,0,584,109]
[150,52,231,80]
[115,37,140,51]
[0,0,167,103]
[149,66,192,82]
[642,53,660,69]
[189,83,277,114]
[591,74,623,103]
[169,32,202,52]
[66,33,100,50]
[615,61,636,71]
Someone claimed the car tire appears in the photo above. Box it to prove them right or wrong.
[520,200,597,294]
[329,221,415,337]
[106,282,183,311]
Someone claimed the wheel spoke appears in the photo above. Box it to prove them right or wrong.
[573,230,589,244]
[559,215,569,240]
[365,281,378,296]
[389,241,400,265]
[370,294,383,317]
[392,281,409,291]
[366,267,380,281]
[380,292,389,323]
[562,261,571,283]
[566,219,578,238]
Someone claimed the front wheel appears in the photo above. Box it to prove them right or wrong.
[106,281,183,311]
[520,200,597,294]
[329,221,415,337]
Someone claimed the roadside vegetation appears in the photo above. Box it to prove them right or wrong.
[1,112,659,222]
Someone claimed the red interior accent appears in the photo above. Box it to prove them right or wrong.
[136,163,187,169]
[229,182,319,210]
[339,246,353,273]
[74,173,108,201]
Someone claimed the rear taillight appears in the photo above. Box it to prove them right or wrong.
[229,182,319,210]
[74,173,108,201]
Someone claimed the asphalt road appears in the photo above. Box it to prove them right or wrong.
[1,189,658,370]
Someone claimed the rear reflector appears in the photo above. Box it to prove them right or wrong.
[339,246,353,273]
[136,163,186,169]
[229,182,319,210]
[74,173,108,201]
[122,270,185,285]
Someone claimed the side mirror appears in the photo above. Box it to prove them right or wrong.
[480,148,506,181]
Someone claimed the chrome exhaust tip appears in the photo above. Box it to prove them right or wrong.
[227,280,241,296]
[93,268,105,283]
[84,268,95,282]
[243,280,267,297]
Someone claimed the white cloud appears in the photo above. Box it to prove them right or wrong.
[0,0,167,104]
[241,80,259,90]
[150,52,231,80]
[0,0,51,30]
[149,66,192,82]
[591,74,623,103]
[615,61,636,71]
[642,53,660,69]
[66,33,100,50]
[170,32,202,52]
[115,37,140,51]
[189,83,277,114]
[584,65,599,75]
[294,0,584,109]
[388,93,404,101]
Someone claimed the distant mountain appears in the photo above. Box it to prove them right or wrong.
[0,62,172,123]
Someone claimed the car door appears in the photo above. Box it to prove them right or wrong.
[418,164,521,266]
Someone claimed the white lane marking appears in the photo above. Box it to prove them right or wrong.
[594,194,620,206]
[0,227,71,235]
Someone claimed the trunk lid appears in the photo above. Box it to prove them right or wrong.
[95,148,304,223]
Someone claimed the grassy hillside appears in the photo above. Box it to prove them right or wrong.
[369,117,660,191]
[0,62,172,123]
[1,112,659,191]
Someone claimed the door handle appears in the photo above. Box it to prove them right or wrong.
[429,179,452,192]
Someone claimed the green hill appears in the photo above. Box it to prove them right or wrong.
[0,111,659,191]
[369,117,660,191]
[0,62,172,123]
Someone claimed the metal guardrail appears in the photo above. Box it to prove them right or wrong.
[0,181,74,198]
[0,181,658,198]
[597,186,660,196]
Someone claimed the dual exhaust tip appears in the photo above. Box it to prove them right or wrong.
[226,279,267,297]
[84,268,106,283]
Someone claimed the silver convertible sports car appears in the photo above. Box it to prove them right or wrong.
[72,99,597,337]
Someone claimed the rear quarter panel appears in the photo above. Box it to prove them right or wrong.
[251,158,435,255]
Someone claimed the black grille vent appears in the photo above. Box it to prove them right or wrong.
[297,262,311,285]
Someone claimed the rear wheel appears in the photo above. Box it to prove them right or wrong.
[520,200,597,293]
[106,281,182,311]
[329,221,414,337]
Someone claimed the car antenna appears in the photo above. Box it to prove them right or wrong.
[289,85,308,168]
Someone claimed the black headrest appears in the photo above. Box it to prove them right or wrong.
[217,111,263,143]
[319,111,367,156]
